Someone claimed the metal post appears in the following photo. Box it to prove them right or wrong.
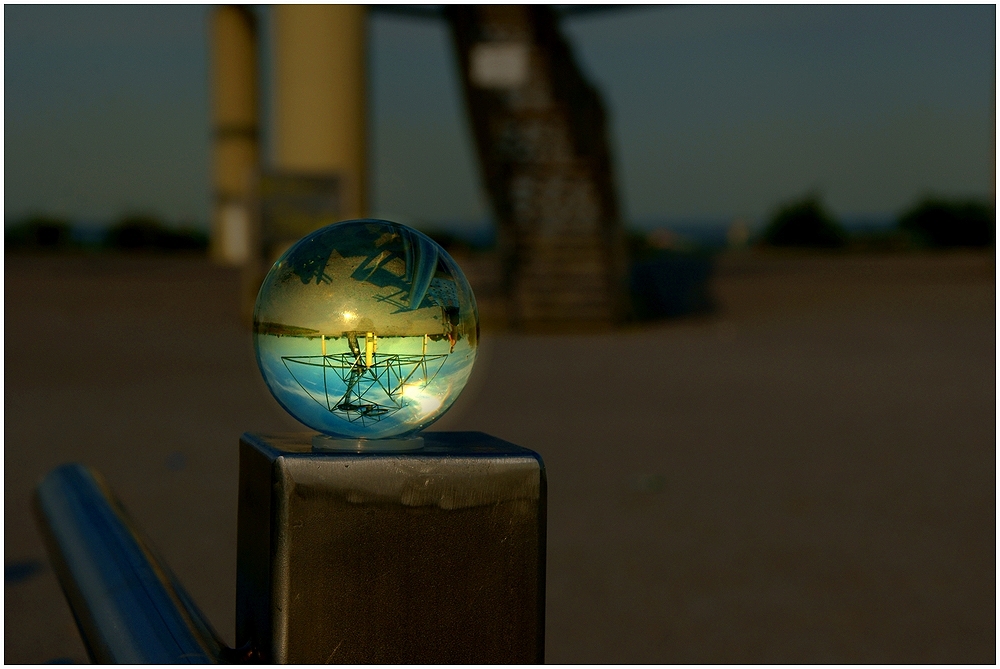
[236,431,547,663]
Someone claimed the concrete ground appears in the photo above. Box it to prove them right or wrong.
[4,250,994,663]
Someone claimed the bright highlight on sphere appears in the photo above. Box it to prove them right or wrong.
[253,219,479,439]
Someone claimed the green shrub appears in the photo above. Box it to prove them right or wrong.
[761,195,847,248]
[5,216,72,249]
[105,215,207,251]
[898,198,994,247]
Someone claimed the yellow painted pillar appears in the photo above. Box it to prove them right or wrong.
[209,5,259,266]
[272,4,368,220]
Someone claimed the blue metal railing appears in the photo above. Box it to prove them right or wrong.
[34,464,230,664]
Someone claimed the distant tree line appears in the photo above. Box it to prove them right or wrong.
[759,194,994,249]
[6,215,484,255]
[5,215,208,252]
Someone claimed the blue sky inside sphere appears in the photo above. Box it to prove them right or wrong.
[4,5,994,235]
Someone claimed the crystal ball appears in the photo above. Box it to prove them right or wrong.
[253,219,479,440]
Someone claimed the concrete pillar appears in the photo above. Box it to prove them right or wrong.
[272,4,368,220]
[209,5,259,266]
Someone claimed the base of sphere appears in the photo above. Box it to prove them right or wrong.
[311,434,425,452]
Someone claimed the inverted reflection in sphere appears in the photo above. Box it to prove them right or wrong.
[253,219,479,440]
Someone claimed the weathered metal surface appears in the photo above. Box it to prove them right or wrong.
[447,5,628,328]
[237,431,547,663]
[33,464,227,664]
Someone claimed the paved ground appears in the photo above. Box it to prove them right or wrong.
[4,250,994,663]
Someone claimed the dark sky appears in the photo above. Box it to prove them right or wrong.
[5,5,995,229]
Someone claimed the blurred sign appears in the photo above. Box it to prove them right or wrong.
[220,203,251,264]
[470,42,530,89]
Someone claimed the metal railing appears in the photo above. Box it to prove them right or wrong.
[33,464,233,664]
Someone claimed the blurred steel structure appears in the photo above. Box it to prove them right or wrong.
[34,464,228,664]
[209,4,628,328]
[209,5,259,267]
[446,5,628,328]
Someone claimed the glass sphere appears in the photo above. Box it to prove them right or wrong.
[253,219,479,440]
